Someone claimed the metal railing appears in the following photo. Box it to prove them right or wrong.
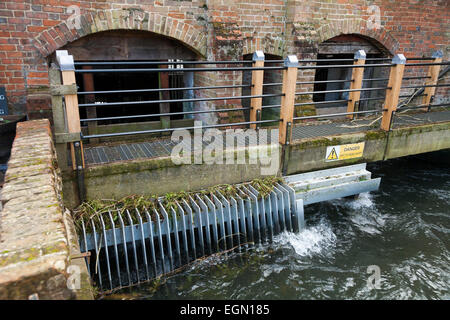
[51,49,449,172]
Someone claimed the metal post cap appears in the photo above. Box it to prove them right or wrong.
[57,54,75,71]
[284,55,299,67]
[392,54,406,65]
[55,50,68,58]
[354,50,366,60]
[252,50,265,61]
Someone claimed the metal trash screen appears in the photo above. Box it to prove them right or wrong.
[77,183,302,292]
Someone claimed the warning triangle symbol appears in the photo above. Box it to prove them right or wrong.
[327,147,338,160]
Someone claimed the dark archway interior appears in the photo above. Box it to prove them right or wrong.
[51,30,199,126]
[313,34,390,113]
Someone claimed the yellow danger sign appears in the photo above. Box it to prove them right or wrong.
[326,147,339,160]
[325,142,365,162]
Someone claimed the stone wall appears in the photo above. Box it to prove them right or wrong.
[0,119,92,300]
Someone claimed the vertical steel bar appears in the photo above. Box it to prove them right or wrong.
[217,192,233,249]
[154,209,166,274]
[196,195,212,255]
[212,194,227,251]
[117,212,132,285]
[159,204,174,271]
[125,210,140,284]
[176,202,190,263]
[189,196,205,257]
[269,191,280,235]
[107,211,122,288]
[229,196,241,251]
[235,193,248,246]
[99,215,113,290]
[248,185,267,242]
[203,195,219,253]
[90,218,103,289]
[182,199,197,259]
[273,186,286,232]
[170,207,182,267]
[144,209,158,277]
[135,209,150,280]
[242,185,261,243]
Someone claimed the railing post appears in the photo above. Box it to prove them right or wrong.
[279,55,299,144]
[56,50,84,169]
[49,62,69,172]
[346,50,366,119]
[422,50,443,111]
[250,51,264,129]
[380,54,406,131]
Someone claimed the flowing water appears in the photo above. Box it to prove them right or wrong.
[106,153,450,300]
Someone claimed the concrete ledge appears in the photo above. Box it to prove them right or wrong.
[0,120,93,300]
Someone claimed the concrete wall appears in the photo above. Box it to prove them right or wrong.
[62,121,450,209]
[0,119,92,300]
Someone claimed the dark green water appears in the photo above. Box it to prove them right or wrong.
[108,154,450,300]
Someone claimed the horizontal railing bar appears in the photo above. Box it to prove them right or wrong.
[401,83,449,89]
[405,62,450,67]
[78,93,284,107]
[293,109,383,121]
[403,76,432,80]
[81,119,281,139]
[74,66,286,73]
[294,99,349,106]
[397,103,450,111]
[363,78,389,81]
[263,79,355,87]
[358,97,385,102]
[77,84,253,95]
[261,104,281,109]
[80,107,251,122]
[74,60,284,66]
[298,64,393,70]
[399,94,427,98]
[405,57,436,60]
[295,87,389,95]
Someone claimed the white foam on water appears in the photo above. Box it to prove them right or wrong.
[275,220,337,258]
[345,192,386,235]
[347,192,375,210]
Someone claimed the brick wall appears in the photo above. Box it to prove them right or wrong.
[0,0,448,120]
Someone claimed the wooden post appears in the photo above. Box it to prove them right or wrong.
[159,63,171,129]
[56,50,84,169]
[381,54,406,131]
[421,50,443,111]
[279,55,299,144]
[81,65,98,142]
[250,51,265,129]
[49,64,69,172]
[346,50,366,119]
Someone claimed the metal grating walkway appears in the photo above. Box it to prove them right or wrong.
[82,109,450,166]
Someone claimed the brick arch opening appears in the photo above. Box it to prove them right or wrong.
[33,10,207,59]
[316,19,400,55]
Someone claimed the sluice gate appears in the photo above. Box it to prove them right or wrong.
[78,182,301,292]
[77,164,380,293]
